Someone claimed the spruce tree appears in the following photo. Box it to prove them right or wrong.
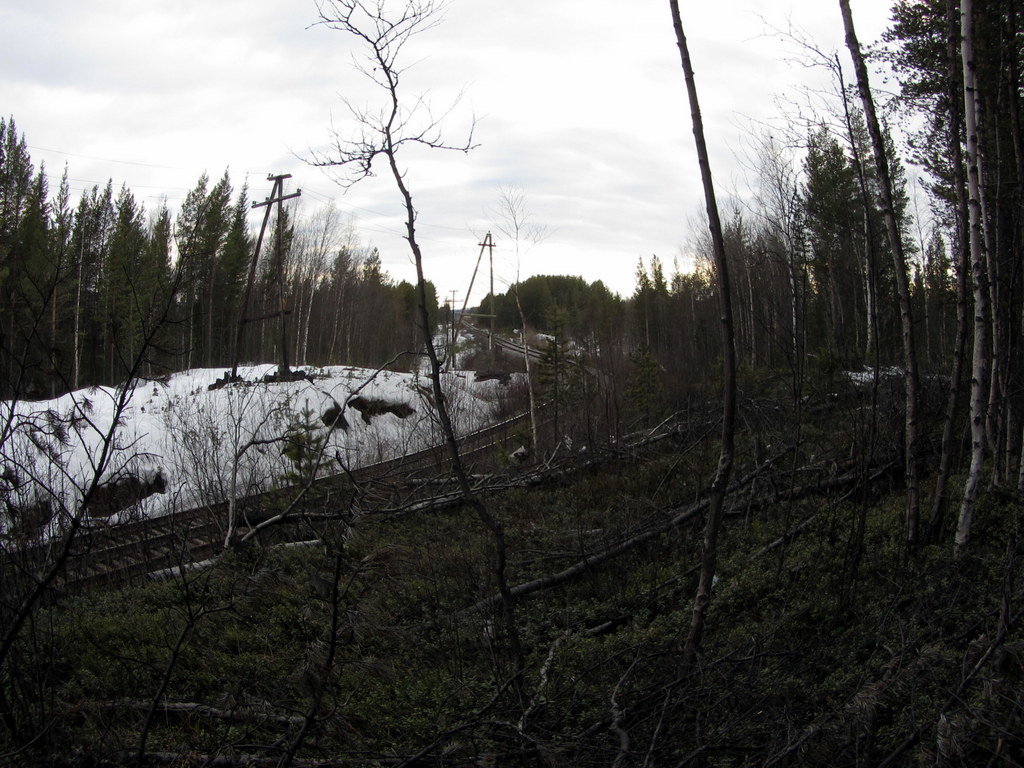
[104,186,148,381]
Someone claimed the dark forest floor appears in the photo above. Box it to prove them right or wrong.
[4,391,1023,767]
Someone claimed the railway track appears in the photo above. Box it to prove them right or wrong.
[2,409,535,595]
[461,324,544,362]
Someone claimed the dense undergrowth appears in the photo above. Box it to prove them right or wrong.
[4,402,1023,766]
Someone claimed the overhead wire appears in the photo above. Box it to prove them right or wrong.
[29,141,482,256]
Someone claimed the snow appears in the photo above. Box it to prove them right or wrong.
[845,366,906,385]
[1,364,514,537]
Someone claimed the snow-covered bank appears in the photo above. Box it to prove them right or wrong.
[1,365,516,538]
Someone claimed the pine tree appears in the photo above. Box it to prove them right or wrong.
[140,203,174,376]
[8,167,51,396]
[47,168,74,394]
[0,117,36,397]
[802,125,863,363]
[625,347,665,428]
[219,184,252,365]
[175,172,234,368]
[103,185,148,381]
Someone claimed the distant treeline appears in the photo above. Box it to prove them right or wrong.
[0,105,980,414]
[0,117,437,399]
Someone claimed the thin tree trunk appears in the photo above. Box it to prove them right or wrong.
[745,267,757,368]
[1018,421,1024,492]
[276,204,290,378]
[72,236,83,390]
[186,288,195,371]
[834,52,880,371]
[839,0,923,547]
[302,278,315,365]
[929,0,971,541]
[379,73,525,689]
[787,234,804,402]
[50,280,58,398]
[983,122,999,483]
[956,0,991,554]
[1001,1,1024,486]
[206,256,217,367]
[981,122,1001,465]
[668,1,737,670]
[514,288,539,457]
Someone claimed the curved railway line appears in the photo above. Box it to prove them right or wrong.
[2,409,537,595]
[3,391,870,601]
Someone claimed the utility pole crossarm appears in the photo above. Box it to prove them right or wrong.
[253,190,302,209]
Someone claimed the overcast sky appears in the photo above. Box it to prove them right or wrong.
[3,0,896,305]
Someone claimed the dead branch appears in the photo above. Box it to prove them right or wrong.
[98,699,305,727]
[458,453,785,617]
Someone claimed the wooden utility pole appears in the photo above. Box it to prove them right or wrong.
[447,289,459,367]
[452,232,497,355]
[481,232,496,352]
[229,173,301,380]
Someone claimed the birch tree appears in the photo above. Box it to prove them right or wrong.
[839,0,924,547]
[955,0,990,553]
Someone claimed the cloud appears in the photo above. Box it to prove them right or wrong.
[4,0,897,303]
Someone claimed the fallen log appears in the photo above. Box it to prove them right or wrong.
[457,447,903,617]
[99,699,305,727]
[456,451,792,617]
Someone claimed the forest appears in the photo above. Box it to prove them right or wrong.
[1,0,1024,765]
[0,137,440,399]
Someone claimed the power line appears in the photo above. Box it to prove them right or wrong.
[34,153,470,247]
[65,176,192,191]
[27,144,182,170]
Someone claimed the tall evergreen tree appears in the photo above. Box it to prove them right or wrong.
[803,125,864,363]
[103,185,148,381]
[0,117,36,397]
[139,203,174,376]
[7,167,51,396]
[219,184,252,365]
[47,168,74,394]
[71,182,115,387]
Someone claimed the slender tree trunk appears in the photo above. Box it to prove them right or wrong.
[1002,1,1024,486]
[72,237,83,390]
[49,280,58,397]
[668,1,737,670]
[276,205,290,378]
[839,0,923,547]
[981,127,1001,465]
[514,288,539,457]
[834,52,881,369]
[957,0,992,553]
[206,257,217,367]
[745,267,757,368]
[302,278,315,365]
[863,239,878,361]
[990,134,1010,486]
[787,233,805,402]
[186,287,195,371]
[929,0,972,541]
[327,279,345,363]
[379,73,525,690]
[1018,421,1024,492]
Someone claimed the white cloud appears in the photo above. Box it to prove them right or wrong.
[4,0,896,303]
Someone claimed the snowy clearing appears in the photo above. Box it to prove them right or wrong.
[1,364,517,538]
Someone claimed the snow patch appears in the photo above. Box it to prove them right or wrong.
[2,364,514,540]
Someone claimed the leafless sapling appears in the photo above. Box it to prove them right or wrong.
[310,0,526,696]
